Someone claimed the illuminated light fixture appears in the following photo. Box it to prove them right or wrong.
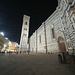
[15,45,17,47]
[5,37,8,39]
[9,41,11,45]
[0,32,4,36]
[4,44,7,47]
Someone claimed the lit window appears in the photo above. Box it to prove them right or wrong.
[52,28,55,38]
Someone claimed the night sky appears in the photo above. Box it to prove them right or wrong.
[0,0,58,44]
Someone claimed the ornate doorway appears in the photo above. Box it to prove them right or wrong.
[58,36,66,53]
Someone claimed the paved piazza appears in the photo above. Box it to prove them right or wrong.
[0,53,74,75]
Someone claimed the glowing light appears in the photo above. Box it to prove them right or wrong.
[4,44,7,47]
[0,32,4,36]
[9,41,11,45]
[5,37,8,39]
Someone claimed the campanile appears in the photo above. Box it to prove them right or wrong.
[19,15,30,52]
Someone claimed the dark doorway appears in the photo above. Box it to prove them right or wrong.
[58,36,66,53]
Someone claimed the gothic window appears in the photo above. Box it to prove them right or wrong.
[24,28,27,30]
[73,18,75,23]
[25,22,27,25]
[39,35,41,43]
[23,34,27,36]
[62,21,64,24]
[64,27,65,30]
[52,28,55,38]
[72,25,74,30]
[67,42,72,48]
[64,33,67,37]
[67,42,71,47]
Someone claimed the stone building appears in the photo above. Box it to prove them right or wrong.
[0,34,9,52]
[8,42,18,52]
[19,15,30,53]
[57,0,75,54]
[29,0,75,54]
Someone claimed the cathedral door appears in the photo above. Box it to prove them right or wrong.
[58,36,66,53]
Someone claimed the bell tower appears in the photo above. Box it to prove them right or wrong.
[19,15,30,53]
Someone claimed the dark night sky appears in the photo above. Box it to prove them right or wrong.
[0,0,58,44]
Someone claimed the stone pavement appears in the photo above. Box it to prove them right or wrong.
[0,53,74,75]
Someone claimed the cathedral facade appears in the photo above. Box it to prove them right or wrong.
[29,0,75,54]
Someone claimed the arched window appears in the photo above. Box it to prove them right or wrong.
[73,18,75,23]
[23,34,27,36]
[52,28,55,38]
[24,28,27,30]
[25,22,27,25]
[72,25,74,30]
[39,35,41,43]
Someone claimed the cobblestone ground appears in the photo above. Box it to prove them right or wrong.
[0,53,74,75]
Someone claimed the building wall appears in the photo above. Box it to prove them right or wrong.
[30,10,63,53]
[30,31,36,53]
[45,11,60,53]
[36,24,46,53]
[30,0,75,54]
[0,35,9,52]
[8,42,18,50]
[57,0,75,54]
